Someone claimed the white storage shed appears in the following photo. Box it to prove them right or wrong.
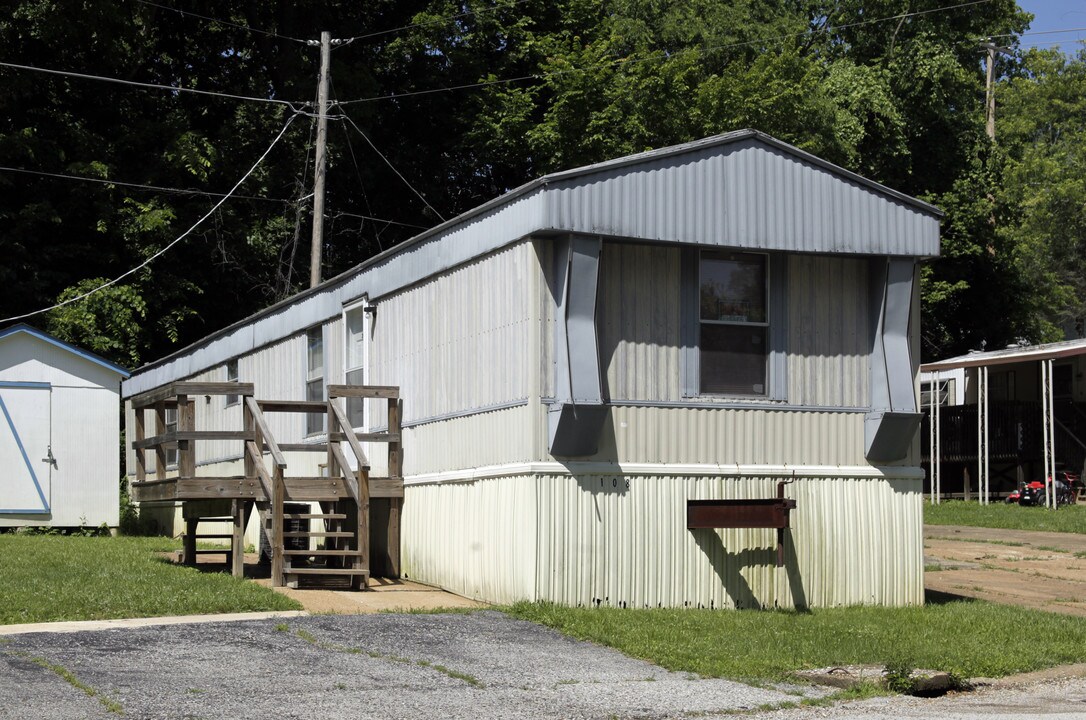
[0,324,129,528]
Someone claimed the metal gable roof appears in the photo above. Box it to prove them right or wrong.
[124,130,941,396]
[0,324,131,378]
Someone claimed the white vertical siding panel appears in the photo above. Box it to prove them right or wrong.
[531,473,922,609]
[788,255,869,407]
[402,405,534,476]
[369,242,531,424]
[402,475,538,603]
[590,405,866,466]
[599,242,682,403]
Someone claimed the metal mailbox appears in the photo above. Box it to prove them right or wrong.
[686,482,797,566]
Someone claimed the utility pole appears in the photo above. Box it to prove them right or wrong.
[981,39,1012,140]
[309,31,331,288]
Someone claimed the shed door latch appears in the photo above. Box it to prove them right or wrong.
[41,445,57,468]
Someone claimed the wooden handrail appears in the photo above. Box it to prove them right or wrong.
[327,384,398,399]
[244,440,275,501]
[328,401,370,470]
[132,381,255,409]
[244,396,286,468]
[329,443,361,506]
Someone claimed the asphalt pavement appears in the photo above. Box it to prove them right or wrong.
[0,611,805,719]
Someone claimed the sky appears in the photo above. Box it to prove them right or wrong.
[1015,0,1086,52]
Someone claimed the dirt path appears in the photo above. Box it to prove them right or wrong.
[924,524,1086,617]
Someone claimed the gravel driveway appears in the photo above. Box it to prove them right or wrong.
[0,611,803,719]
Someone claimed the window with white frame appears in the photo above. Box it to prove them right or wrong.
[344,305,367,429]
[306,326,325,435]
[698,251,769,396]
[225,358,239,406]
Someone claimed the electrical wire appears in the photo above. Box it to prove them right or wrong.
[0,112,302,325]
[0,165,290,203]
[132,0,309,44]
[338,0,999,105]
[330,210,429,230]
[337,0,534,43]
[339,114,446,222]
[0,60,311,111]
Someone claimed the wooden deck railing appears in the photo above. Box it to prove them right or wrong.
[128,381,403,587]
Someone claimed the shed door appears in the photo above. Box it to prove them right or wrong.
[0,385,52,514]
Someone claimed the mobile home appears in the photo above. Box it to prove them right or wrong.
[123,130,940,607]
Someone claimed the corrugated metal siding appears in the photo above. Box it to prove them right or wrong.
[599,243,682,402]
[125,134,937,399]
[582,405,867,466]
[593,244,870,409]
[535,473,923,608]
[369,243,532,423]
[402,405,534,476]
[787,255,869,407]
[402,476,539,604]
[403,472,923,608]
[544,138,938,258]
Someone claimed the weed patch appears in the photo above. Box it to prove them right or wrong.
[14,651,123,714]
[284,625,483,687]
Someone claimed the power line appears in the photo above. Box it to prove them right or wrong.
[0,60,311,110]
[338,0,534,44]
[338,0,997,105]
[132,0,309,44]
[0,165,290,203]
[0,112,302,325]
[330,210,430,230]
[339,114,446,222]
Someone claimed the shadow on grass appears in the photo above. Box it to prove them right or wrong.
[925,588,976,606]
[153,552,272,580]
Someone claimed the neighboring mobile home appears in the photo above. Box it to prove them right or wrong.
[0,324,129,528]
[123,129,941,607]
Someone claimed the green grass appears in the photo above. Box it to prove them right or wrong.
[504,599,1086,682]
[925,500,1086,534]
[0,535,300,625]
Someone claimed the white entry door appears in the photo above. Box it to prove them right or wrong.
[0,384,52,514]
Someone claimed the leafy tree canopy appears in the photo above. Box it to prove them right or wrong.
[0,0,1073,366]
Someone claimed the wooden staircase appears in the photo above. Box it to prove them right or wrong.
[129,382,403,589]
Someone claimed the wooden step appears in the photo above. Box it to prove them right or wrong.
[282,530,353,538]
[283,513,346,520]
[191,534,233,540]
[282,549,360,556]
[283,567,369,576]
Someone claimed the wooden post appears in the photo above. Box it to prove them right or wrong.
[231,499,245,578]
[272,464,285,587]
[242,394,255,483]
[386,397,402,578]
[177,394,196,478]
[154,402,167,479]
[184,517,197,567]
[134,407,146,483]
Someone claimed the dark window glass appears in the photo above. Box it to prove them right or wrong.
[698,251,768,396]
